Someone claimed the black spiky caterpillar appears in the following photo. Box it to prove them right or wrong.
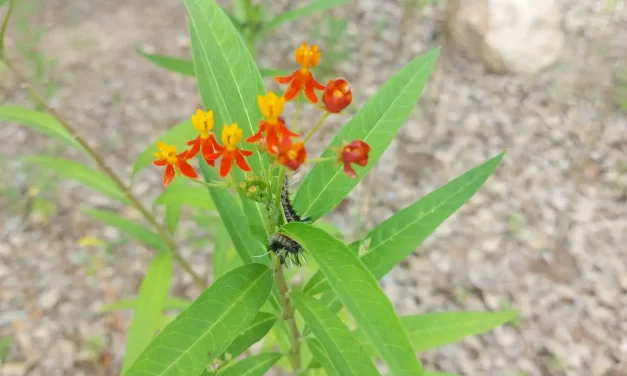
[268,173,310,267]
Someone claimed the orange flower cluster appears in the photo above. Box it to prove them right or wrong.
[153,42,369,187]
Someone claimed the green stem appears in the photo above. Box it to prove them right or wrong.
[303,111,331,143]
[0,0,16,53]
[1,51,207,290]
[273,254,301,373]
[292,94,302,132]
[306,156,336,165]
[188,177,228,189]
[274,167,287,224]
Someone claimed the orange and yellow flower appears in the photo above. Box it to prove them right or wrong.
[322,78,352,113]
[275,43,325,104]
[186,109,220,166]
[277,138,307,171]
[246,92,299,154]
[152,141,198,186]
[336,140,370,178]
[207,123,253,177]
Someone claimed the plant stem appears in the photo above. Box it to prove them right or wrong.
[188,177,227,189]
[272,254,301,374]
[0,0,16,53]
[303,111,331,143]
[1,53,207,290]
[292,94,302,132]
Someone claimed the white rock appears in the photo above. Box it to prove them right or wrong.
[38,289,61,310]
[447,0,564,75]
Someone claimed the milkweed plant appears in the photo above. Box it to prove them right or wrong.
[0,0,517,375]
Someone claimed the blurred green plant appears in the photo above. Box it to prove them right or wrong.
[0,0,517,375]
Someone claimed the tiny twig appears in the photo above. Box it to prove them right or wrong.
[303,111,331,143]
[1,51,206,290]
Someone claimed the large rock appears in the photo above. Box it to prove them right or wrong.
[447,0,564,75]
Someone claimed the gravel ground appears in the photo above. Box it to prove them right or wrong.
[1,0,626,375]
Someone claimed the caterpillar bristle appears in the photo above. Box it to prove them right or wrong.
[268,173,308,267]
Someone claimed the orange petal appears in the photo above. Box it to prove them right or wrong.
[185,137,201,159]
[275,71,296,84]
[245,131,264,144]
[178,160,198,179]
[343,162,357,179]
[304,79,319,104]
[153,159,167,166]
[234,150,252,171]
[164,164,176,185]
[219,152,234,177]
[240,149,253,156]
[313,77,325,90]
[266,128,281,155]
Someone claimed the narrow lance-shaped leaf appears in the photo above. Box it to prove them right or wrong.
[83,208,168,253]
[303,152,505,295]
[136,51,287,79]
[124,264,273,376]
[121,251,173,373]
[262,0,350,31]
[223,312,277,359]
[22,156,128,204]
[280,223,423,376]
[0,105,84,151]
[355,311,519,357]
[184,0,266,172]
[212,222,231,279]
[153,179,215,210]
[198,163,265,264]
[292,293,379,376]
[306,339,341,376]
[101,296,192,313]
[294,48,440,221]
[217,353,282,376]
[138,51,195,76]
[186,1,270,245]
[198,162,281,315]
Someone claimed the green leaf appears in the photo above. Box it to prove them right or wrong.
[185,0,266,173]
[0,105,83,151]
[101,296,192,312]
[280,223,423,375]
[224,312,277,359]
[198,164,265,264]
[218,353,282,376]
[303,152,504,295]
[22,156,127,203]
[124,264,273,376]
[136,52,285,79]
[121,252,173,373]
[131,119,196,179]
[262,0,350,32]
[423,373,460,376]
[154,180,215,210]
[138,51,195,76]
[293,48,440,221]
[292,293,379,376]
[83,208,167,252]
[355,311,518,359]
[306,339,341,376]
[164,204,181,234]
[212,222,231,279]
[185,0,270,245]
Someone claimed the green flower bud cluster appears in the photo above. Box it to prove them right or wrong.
[238,175,269,203]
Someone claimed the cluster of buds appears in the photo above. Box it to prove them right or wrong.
[238,175,269,203]
[152,42,370,191]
